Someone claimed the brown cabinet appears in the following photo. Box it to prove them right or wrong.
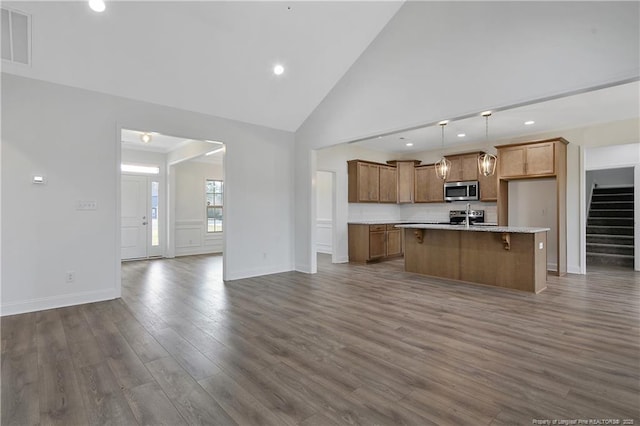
[388,160,421,203]
[348,160,397,203]
[498,141,555,178]
[415,165,444,203]
[378,165,398,203]
[496,137,568,276]
[445,152,481,182]
[348,223,404,263]
[478,169,498,201]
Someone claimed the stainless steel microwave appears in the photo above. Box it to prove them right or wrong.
[444,180,479,202]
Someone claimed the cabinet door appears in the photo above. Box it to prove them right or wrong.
[369,231,386,259]
[378,165,398,203]
[415,165,444,202]
[386,229,402,256]
[499,146,526,177]
[397,162,415,203]
[358,162,379,202]
[478,169,497,201]
[445,157,463,182]
[525,143,555,176]
[460,154,479,181]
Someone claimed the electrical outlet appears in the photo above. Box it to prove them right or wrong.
[76,200,97,211]
[66,271,75,283]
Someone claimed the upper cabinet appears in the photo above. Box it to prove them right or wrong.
[415,164,443,203]
[348,160,397,203]
[388,160,421,203]
[478,170,497,201]
[497,140,563,178]
[445,152,482,182]
[379,165,398,203]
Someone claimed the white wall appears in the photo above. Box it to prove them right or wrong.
[315,171,333,255]
[174,160,223,256]
[295,1,639,273]
[1,74,295,315]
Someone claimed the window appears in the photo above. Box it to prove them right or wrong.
[206,179,223,232]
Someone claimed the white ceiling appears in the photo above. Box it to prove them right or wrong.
[354,81,640,154]
[2,1,402,131]
[121,128,224,164]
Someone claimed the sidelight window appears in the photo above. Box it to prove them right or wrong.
[206,179,223,233]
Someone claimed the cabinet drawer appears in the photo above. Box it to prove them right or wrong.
[386,224,397,230]
[369,224,386,232]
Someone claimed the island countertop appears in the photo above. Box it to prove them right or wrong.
[395,224,549,234]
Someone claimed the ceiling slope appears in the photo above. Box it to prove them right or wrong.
[1,1,403,131]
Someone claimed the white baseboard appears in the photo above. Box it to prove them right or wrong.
[176,247,222,257]
[226,264,294,281]
[316,245,332,254]
[334,256,349,263]
[568,264,583,274]
[1,288,118,317]
[547,262,557,272]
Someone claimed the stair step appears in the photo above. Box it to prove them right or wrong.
[589,209,633,217]
[587,253,634,267]
[586,234,634,245]
[586,243,634,256]
[593,187,634,195]
[587,219,634,228]
[586,226,634,236]
[590,201,634,210]
[591,194,634,202]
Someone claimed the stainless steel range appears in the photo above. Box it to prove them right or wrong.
[449,209,484,225]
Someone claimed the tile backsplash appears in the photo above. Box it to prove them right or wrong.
[349,202,497,223]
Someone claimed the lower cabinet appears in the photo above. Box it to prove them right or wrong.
[348,224,404,263]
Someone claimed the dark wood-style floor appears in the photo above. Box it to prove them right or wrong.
[2,254,639,425]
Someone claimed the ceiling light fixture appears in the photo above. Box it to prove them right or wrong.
[435,121,451,180]
[524,120,535,125]
[88,0,106,12]
[457,133,466,138]
[477,111,497,177]
[273,64,285,76]
[406,143,413,147]
[140,133,152,144]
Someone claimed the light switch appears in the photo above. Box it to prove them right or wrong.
[76,200,97,210]
[539,242,544,250]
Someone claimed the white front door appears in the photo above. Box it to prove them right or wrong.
[121,175,150,260]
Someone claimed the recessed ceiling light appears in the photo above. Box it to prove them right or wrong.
[273,64,285,76]
[88,0,106,12]
[140,133,152,144]
[457,133,466,138]
[524,120,535,125]
[406,143,413,147]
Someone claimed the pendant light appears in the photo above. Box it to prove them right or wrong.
[435,120,451,180]
[140,132,152,144]
[477,111,497,177]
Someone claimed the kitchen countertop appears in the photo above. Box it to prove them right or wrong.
[394,224,549,233]
[348,220,446,225]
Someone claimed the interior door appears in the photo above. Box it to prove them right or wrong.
[121,175,149,260]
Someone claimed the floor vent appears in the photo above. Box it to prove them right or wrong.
[1,7,31,65]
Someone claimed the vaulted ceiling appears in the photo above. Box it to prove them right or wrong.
[2,1,638,140]
[2,1,402,131]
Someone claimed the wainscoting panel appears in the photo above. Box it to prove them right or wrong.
[175,220,223,256]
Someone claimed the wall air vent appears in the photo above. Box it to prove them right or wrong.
[1,7,31,65]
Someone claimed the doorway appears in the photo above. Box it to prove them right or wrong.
[121,174,161,260]
[315,170,337,269]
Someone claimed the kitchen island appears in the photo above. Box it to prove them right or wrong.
[396,224,549,293]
